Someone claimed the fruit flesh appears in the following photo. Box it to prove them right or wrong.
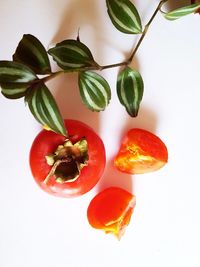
[114,128,168,174]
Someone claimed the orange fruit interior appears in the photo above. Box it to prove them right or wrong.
[114,128,168,174]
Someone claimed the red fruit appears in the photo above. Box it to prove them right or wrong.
[30,119,106,197]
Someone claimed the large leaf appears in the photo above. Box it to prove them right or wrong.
[106,0,142,34]
[13,34,51,74]
[26,83,67,136]
[117,67,143,117]
[48,40,98,71]
[164,2,200,20]
[0,61,37,83]
[78,71,111,111]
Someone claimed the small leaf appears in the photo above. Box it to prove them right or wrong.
[0,61,37,83]
[164,2,200,20]
[106,0,142,34]
[13,34,51,74]
[78,71,111,111]
[0,61,37,99]
[26,83,67,136]
[1,83,29,99]
[48,40,98,71]
[117,67,144,117]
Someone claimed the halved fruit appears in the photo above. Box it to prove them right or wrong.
[87,187,135,239]
[114,128,168,174]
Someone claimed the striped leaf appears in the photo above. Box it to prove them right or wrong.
[13,34,51,74]
[1,83,29,99]
[26,83,67,136]
[106,0,142,34]
[117,67,144,117]
[0,61,37,83]
[48,40,98,71]
[0,61,37,99]
[165,2,200,20]
[78,71,111,111]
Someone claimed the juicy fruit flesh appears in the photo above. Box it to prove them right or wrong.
[115,144,166,174]
[114,129,168,174]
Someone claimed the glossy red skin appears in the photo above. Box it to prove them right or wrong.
[30,120,106,198]
[87,187,134,229]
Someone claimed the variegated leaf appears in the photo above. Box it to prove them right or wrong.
[1,83,29,99]
[117,67,143,117]
[13,34,51,74]
[78,71,111,111]
[165,2,200,20]
[0,61,37,99]
[48,40,98,71]
[106,0,142,34]
[26,83,67,136]
[0,61,37,83]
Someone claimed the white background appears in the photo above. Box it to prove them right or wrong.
[0,1,200,267]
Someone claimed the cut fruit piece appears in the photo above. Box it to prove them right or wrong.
[114,128,168,174]
[87,187,135,239]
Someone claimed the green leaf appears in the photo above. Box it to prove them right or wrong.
[164,2,200,20]
[0,61,37,83]
[117,67,144,117]
[48,40,98,71]
[1,83,29,99]
[0,61,37,99]
[26,83,67,136]
[78,71,111,111]
[13,34,51,74]
[106,0,142,34]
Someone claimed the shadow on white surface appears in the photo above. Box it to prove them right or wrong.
[97,158,133,194]
[51,0,104,41]
[118,106,158,141]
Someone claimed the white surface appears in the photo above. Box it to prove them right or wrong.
[0,1,200,267]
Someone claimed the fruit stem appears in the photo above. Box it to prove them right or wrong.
[43,159,64,185]
[43,138,89,185]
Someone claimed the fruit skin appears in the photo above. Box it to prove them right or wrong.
[114,128,168,174]
[87,187,135,239]
[29,119,106,198]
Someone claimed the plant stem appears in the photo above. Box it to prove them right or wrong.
[100,0,168,69]
[39,0,168,83]
[100,61,128,70]
[128,0,167,64]
[42,71,63,83]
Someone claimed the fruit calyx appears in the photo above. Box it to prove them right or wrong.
[44,138,88,184]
